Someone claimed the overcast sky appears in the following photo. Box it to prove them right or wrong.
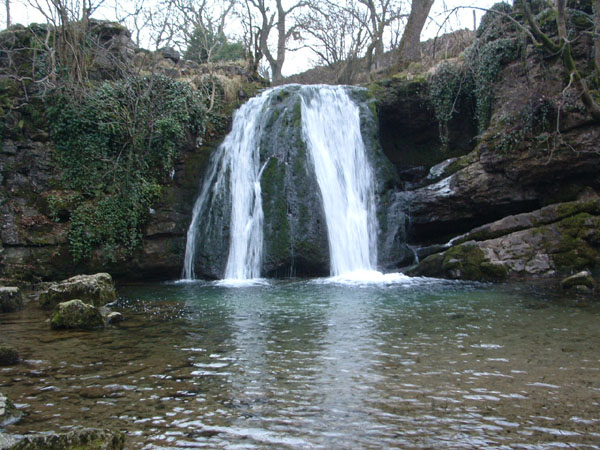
[3,0,507,76]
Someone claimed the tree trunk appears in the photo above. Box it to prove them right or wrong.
[397,0,435,63]
[272,0,286,83]
[594,0,600,71]
[5,0,9,28]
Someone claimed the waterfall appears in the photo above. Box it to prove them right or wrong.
[182,90,271,280]
[299,87,378,276]
[182,85,389,281]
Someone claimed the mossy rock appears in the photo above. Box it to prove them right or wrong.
[50,300,105,330]
[39,273,117,309]
[560,270,595,290]
[441,244,508,281]
[0,287,24,313]
[410,243,508,281]
[0,345,19,366]
[6,427,124,449]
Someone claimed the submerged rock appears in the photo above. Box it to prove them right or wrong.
[0,345,19,366]
[561,270,595,291]
[39,273,117,309]
[50,300,105,330]
[0,287,24,313]
[3,427,124,449]
[105,312,124,324]
[0,392,21,427]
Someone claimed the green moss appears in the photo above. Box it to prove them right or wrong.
[291,99,302,128]
[553,213,600,269]
[50,299,105,330]
[261,158,291,262]
[442,244,508,281]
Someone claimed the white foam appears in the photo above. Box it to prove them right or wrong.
[315,270,423,285]
[214,278,270,288]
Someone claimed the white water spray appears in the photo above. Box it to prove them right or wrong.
[182,91,271,280]
[300,86,378,276]
[183,85,387,281]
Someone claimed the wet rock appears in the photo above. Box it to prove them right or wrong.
[408,159,540,242]
[561,270,595,291]
[0,287,24,313]
[105,312,124,324]
[39,273,117,309]
[0,345,19,366]
[0,392,22,427]
[4,427,124,449]
[50,300,105,330]
[409,200,600,281]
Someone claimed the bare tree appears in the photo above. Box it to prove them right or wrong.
[244,0,305,83]
[522,0,600,121]
[397,0,435,62]
[5,0,10,28]
[167,0,237,61]
[24,0,107,84]
[300,0,367,83]
[358,0,405,71]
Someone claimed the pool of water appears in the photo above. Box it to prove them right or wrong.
[1,278,599,449]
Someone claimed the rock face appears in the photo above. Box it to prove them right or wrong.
[50,300,105,330]
[3,428,124,450]
[409,200,600,280]
[39,273,117,309]
[0,287,24,313]
[379,2,600,279]
[0,22,263,284]
[189,85,403,278]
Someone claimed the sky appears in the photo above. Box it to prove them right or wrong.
[3,0,506,76]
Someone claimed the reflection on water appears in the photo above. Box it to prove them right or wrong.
[1,279,600,449]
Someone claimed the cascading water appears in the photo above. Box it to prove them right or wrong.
[182,91,271,280]
[182,84,406,281]
[299,87,378,276]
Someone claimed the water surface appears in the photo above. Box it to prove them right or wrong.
[1,279,599,448]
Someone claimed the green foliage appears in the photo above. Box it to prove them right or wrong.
[477,2,515,41]
[47,74,206,262]
[493,96,556,153]
[428,62,472,147]
[464,37,522,134]
[184,27,245,63]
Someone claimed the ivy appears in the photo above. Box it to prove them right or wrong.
[428,62,472,148]
[47,74,206,262]
[427,2,523,143]
[464,37,522,134]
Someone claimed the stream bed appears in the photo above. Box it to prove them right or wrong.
[1,278,599,449]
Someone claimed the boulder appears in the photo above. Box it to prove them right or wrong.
[0,345,19,366]
[0,392,21,427]
[409,200,600,281]
[4,427,124,449]
[561,270,595,291]
[50,300,105,330]
[39,273,117,309]
[105,312,124,324]
[158,46,180,63]
[0,287,24,313]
